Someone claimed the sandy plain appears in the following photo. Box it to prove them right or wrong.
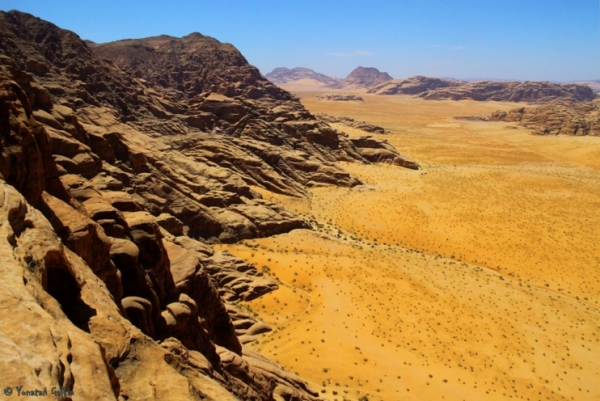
[217,90,600,401]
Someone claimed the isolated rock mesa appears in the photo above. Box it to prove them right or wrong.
[370,76,597,103]
[457,99,600,136]
[0,9,419,400]
[368,75,464,95]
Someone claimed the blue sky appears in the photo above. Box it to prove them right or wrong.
[2,0,599,81]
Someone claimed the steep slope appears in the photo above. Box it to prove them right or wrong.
[265,67,340,86]
[332,66,393,90]
[0,10,416,401]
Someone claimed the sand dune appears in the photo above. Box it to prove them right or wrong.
[218,94,600,401]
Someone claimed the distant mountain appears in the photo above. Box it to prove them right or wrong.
[265,67,340,86]
[333,66,393,90]
[370,76,597,103]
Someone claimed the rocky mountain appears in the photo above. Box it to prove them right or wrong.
[332,66,393,90]
[0,10,417,401]
[371,76,596,103]
[458,100,600,136]
[368,75,464,95]
[264,67,340,86]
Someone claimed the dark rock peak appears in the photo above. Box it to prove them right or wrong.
[349,66,388,76]
[183,31,209,39]
[333,66,393,89]
[93,33,287,101]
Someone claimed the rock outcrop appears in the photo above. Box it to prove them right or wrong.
[349,136,420,170]
[371,76,596,103]
[316,113,390,134]
[315,93,364,102]
[568,80,600,93]
[0,10,418,401]
[265,67,340,86]
[459,100,600,136]
[331,66,393,90]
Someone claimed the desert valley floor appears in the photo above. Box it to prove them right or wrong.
[217,92,600,401]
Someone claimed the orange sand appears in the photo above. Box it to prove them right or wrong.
[218,93,600,401]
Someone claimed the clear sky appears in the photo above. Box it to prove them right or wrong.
[2,0,599,81]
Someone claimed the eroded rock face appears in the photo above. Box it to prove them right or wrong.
[350,136,420,170]
[0,9,418,400]
[0,183,123,401]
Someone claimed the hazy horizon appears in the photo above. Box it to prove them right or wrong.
[2,0,599,82]
[264,67,600,83]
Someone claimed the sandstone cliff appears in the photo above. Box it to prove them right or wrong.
[370,76,597,103]
[0,10,416,400]
[458,100,600,136]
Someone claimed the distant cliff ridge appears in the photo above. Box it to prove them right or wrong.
[371,76,596,103]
